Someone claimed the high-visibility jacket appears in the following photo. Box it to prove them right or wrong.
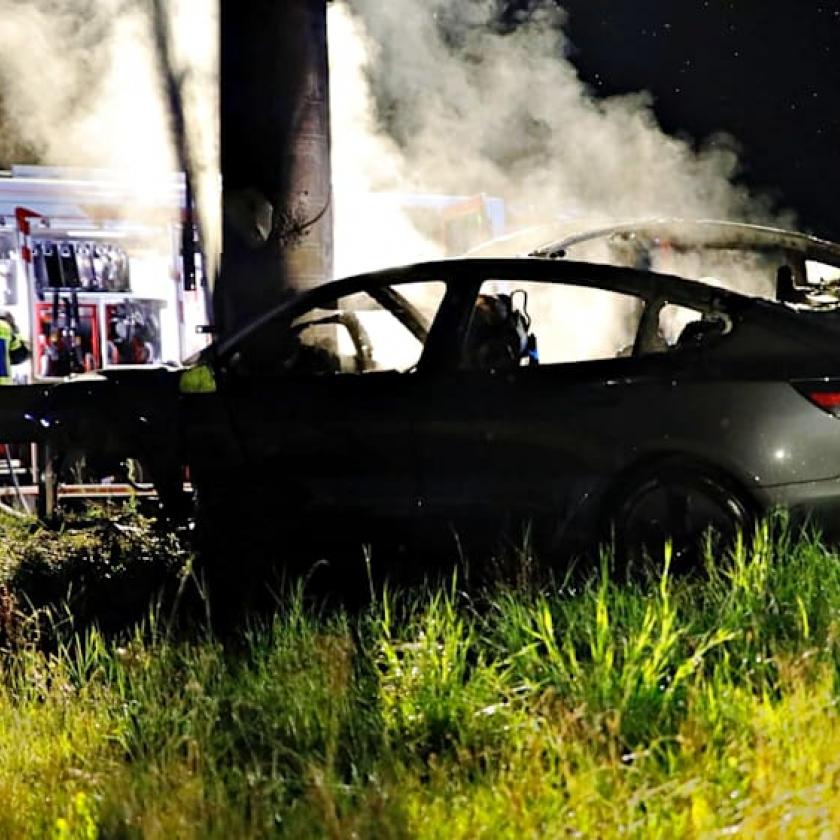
[0,319,27,385]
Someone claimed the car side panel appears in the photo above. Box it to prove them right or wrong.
[213,370,423,520]
[415,351,840,535]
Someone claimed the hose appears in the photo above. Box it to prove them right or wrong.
[0,497,29,519]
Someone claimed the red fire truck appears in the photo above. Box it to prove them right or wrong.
[0,165,210,384]
[0,165,210,511]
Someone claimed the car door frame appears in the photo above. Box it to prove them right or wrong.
[205,265,462,521]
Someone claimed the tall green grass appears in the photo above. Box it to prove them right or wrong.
[2,513,840,836]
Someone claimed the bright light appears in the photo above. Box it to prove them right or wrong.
[64,230,130,239]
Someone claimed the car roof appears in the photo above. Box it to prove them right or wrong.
[468,218,840,266]
[214,256,760,357]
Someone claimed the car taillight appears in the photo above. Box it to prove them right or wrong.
[794,380,840,417]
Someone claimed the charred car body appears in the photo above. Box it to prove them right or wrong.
[7,221,840,568]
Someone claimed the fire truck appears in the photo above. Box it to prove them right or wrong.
[0,165,210,511]
[0,165,210,384]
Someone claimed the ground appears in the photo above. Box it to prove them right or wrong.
[0,510,839,836]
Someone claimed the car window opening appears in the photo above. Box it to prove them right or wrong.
[229,281,446,377]
[463,280,644,369]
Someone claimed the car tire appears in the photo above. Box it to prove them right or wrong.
[606,461,753,577]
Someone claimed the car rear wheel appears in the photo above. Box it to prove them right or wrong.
[608,464,752,576]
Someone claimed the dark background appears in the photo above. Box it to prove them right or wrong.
[546,1,840,239]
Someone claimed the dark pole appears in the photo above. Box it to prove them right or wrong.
[218,0,333,337]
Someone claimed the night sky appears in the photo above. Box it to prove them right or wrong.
[551,1,840,240]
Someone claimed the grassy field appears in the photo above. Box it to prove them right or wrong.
[1,512,840,837]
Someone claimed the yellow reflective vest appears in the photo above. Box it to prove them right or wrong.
[0,319,26,385]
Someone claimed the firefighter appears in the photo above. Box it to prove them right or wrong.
[0,311,29,385]
[0,312,28,507]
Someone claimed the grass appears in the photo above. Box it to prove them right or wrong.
[1,511,840,836]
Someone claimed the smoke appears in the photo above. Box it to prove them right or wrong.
[0,0,218,279]
[328,0,793,278]
[150,0,220,288]
[328,5,443,278]
[0,0,794,305]
[0,1,167,174]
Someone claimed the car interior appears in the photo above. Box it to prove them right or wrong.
[227,271,737,381]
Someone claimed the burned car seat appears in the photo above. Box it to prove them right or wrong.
[675,314,729,349]
[463,293,533,371]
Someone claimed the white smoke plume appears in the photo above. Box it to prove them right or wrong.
[0,0,793,301]
[0,0,218,276]
[0,1,167,175]
[328,0,793,278]
[151,0,220,288]
[328,4,443,278]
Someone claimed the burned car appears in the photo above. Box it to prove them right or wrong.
[9,241,840,571]
[470,218,840,303]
